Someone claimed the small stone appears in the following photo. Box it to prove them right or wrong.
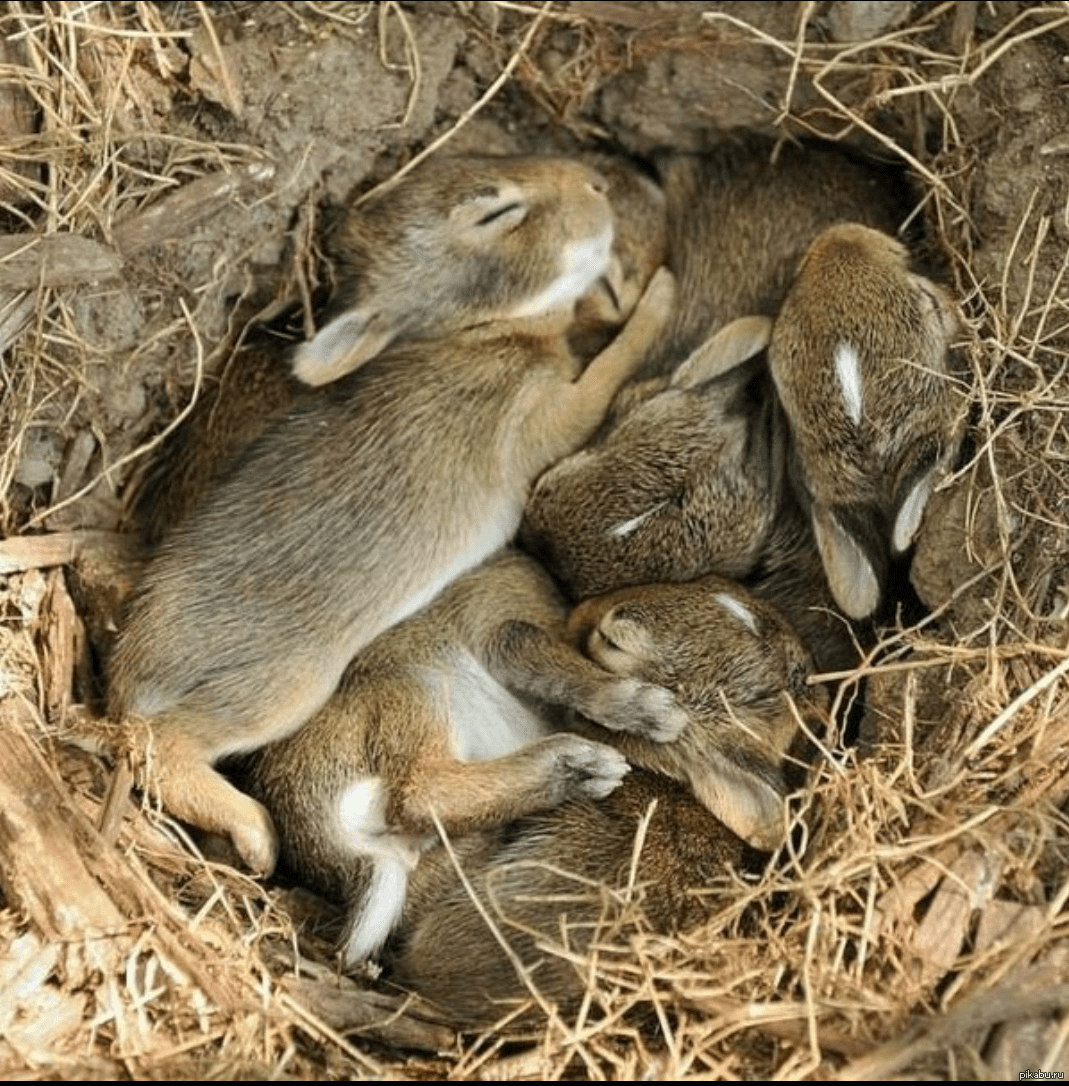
[826,1,913,43]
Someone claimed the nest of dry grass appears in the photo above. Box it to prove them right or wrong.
[1,1,1068,1078]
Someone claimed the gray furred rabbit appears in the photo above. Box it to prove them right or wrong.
[107,154,674,875]
[768,222,967,620]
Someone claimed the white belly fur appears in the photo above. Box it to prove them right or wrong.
[333,651,551,962]
[446,649,552,761]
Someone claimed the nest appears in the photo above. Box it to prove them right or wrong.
[0,1,1067,1078]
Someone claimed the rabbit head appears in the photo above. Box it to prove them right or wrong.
[566,573,826,851]
[769,223,967,620]
[293,155,616,386]
[522,315,782,600]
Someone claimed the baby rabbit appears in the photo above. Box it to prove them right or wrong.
[640,133,915,378]
[769,223,966,619]
[238,549,688,965]
[387,574,827,1027]
[129,151,669,546]
[107,154,674,876]
[522,315,781,600]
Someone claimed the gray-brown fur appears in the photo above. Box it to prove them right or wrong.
[522,330,785,600]
[561,575,822,843]
[641,134,913,377]
[106,154,675,876]
[238,549,689,964]
[388,574,827,1027]
[769,223,967,619]
[128,154,670,549]
[390,770,753,1028]
[131,331,307,547]
[295,155,638,386]
[569,151,669,358]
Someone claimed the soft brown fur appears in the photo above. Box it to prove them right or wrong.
[107,154,674,875]
[388,574,827,1028]
[522,322,783,599]
[641,133,914,377]
[770,223,967,619]
[239,549,689,964]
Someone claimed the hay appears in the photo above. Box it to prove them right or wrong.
[1,0,1067,1077]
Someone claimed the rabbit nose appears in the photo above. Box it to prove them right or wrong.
[585,169,610,196]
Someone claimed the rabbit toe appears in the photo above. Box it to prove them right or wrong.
[590,681,689,743]
[558,740,630,799]
[231,803,280,877]
[628,685,690,742]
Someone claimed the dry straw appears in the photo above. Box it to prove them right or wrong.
[0,0,1067,1077]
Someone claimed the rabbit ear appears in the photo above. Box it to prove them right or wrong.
[671,315,772,390]
[811,502,882,620]
[291,307,397,387]
[892,463,940,554]
[689,750,786,851]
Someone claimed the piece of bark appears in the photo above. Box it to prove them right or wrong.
[0,235,123,290]
[32,569,88,723]
[0,708,130,942]
[0,163,274,298]
[0,530,131,575]
[0,37,41,206]
[111,162,275,257]
[0,292,34,356]
[835,975,1069,1080]
[0,703,240,1011]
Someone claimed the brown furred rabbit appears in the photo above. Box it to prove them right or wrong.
[129,152,670,546]
[238,549,689,965]
[769,222,967,620]
[106,154,675,876]
[521,316,781,600]
[387,573,827,1027]
[640,133,916,378]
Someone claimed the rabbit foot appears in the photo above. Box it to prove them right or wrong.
[554,738,630,800]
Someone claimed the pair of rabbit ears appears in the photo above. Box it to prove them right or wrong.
[813,451,946,620]
[291,306,396,387]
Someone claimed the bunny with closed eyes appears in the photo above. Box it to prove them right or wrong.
[388,572,827,1027]
[107,154,674,875]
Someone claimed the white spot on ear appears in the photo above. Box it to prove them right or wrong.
[608,502,667,539]
[893,469,937,552]
[510,227,613,318]
[714,592,759,634]
[833,341,864,425]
